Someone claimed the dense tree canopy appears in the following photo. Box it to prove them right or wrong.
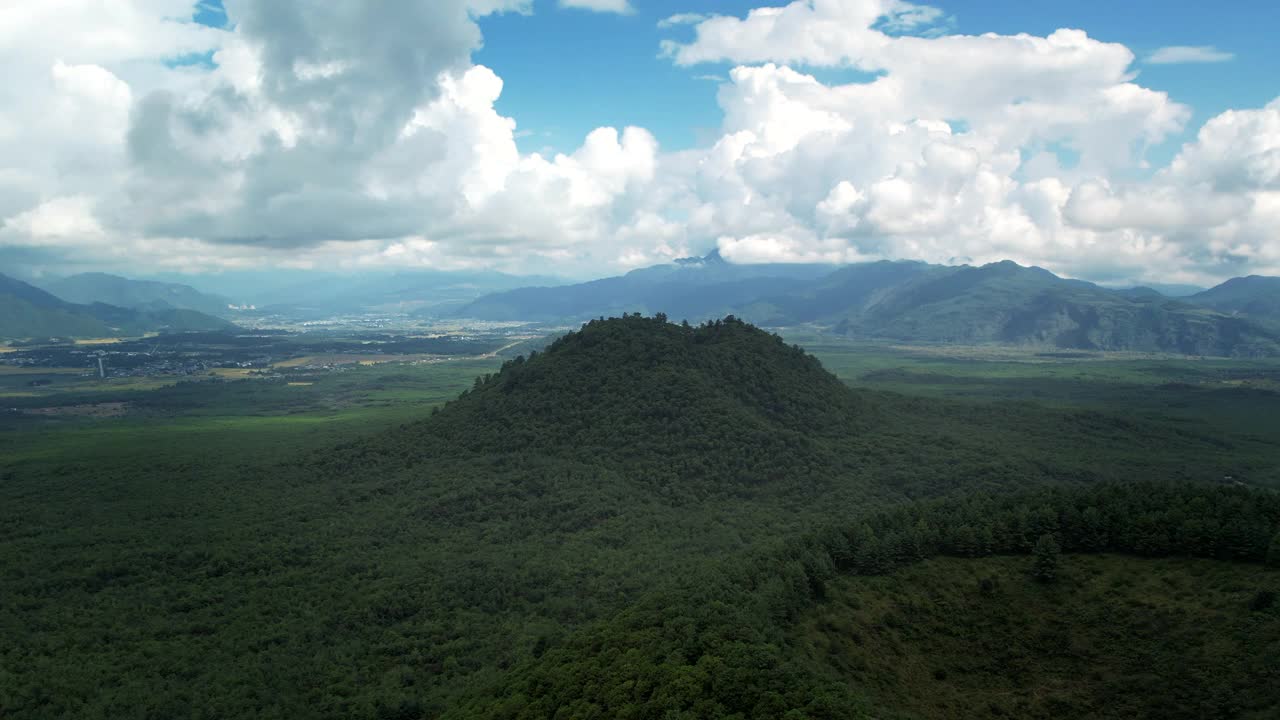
[4,315,1278,719]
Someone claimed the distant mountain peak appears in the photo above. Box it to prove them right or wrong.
[674,248,727,266]
[980,259,1033,273]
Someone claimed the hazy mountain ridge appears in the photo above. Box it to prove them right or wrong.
[831,261,1279,356]
[42,273,234,317]
[1189,275,1280,323]
[458,257,1280,356]
[0,273,234,339]
[11,261,1280,355]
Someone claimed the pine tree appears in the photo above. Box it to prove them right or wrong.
[1268,531,1280,569]
[1032,533,1061,583]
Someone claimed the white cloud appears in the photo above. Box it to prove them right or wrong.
[658,13,711,28]
[5,196,107,244]
[640,1,1278,282]
[1166,99,1280,191]
[0,0,1277,285]
[559,0,634,15]
[1147,45,1235,65]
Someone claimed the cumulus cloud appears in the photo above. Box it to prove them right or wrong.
[1147,45,1235,64]
[658,13,711,28]
[1,0,654,273]
[644,0,1277,282]
[1166,99,1280,191]
[559,0,634,14]
[0,0,1277,284]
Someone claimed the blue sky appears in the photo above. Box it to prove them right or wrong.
[463,1,1280,162]
[188,0,1277,164]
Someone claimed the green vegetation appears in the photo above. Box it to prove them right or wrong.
[458,481,1280,719]
[797,554,1280,719]
[1190,275,1280,325]
[1031,532,1060,582]
[3,315,1279,718]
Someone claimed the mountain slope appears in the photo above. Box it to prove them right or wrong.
[741,260,945,324]
[1188,275,1280,322]
[0,273,234,339]
[42,273,233,316]
[834,261,1280,356]
[0,274,115,338]
[315,315,1259,711]
[1116,282,1205,298]
[349,314,869,491]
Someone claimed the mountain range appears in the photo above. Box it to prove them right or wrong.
[1187,275,1280,322]
[41,273,234,317]
[458,254,1280,356]
[8,258,1280,355]
[0,273,234,340]
[455,250,831,322]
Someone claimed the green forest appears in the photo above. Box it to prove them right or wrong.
[3,315,1279,718]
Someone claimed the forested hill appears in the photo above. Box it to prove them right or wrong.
[334,314,870,490]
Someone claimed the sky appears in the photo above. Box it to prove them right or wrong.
[1,0,1278,286]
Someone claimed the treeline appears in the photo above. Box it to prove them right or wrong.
[452,481,1280,719]
[814,480,1280,581]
